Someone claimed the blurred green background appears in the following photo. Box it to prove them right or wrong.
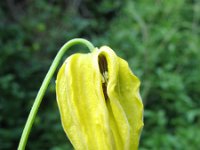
[0,0,200,149]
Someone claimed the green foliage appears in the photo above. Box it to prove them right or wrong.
[0,0,200,149]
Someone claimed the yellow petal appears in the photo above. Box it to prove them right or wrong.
[56,47,143,150]
[98,46,144,149]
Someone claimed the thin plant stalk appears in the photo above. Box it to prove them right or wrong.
[18,38,95,150]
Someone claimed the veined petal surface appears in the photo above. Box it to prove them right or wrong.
[56,46,143,150]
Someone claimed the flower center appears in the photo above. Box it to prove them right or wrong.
[98,54,109,100]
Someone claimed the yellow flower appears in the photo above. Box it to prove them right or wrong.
[56,46,144,150]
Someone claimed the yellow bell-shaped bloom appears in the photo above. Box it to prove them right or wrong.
[56,46,143,150]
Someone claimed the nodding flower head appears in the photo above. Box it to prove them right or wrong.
[56,46,144,150]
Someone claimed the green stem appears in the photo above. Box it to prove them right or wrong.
[18,38,95,150]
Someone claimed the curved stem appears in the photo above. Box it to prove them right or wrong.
[18,38,95,150]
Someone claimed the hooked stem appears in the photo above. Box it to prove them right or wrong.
[18,38,95,150]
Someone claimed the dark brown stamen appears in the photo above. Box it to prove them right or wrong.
[102,82,108,100]
[98,55,108,75]
[98,54,109,100]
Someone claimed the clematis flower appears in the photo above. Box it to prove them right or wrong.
[56,46,143,150]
